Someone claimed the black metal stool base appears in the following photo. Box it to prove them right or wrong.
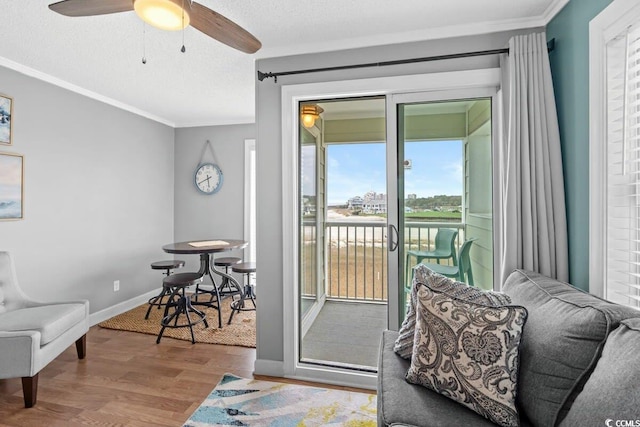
[145,287,174,320]
[156,273,207,344]
[228,262,257,325]
[228,285,256,324]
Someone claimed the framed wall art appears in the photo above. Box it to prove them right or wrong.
[0,94,12,146]
[0,152,23,220]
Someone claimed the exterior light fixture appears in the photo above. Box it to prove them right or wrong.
[134,0,190,31]
[301,105,324,128]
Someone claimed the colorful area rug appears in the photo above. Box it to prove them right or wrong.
[184,374,377,426]
[98,297,255,347]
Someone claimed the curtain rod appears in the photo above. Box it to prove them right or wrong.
[257,38,556,83]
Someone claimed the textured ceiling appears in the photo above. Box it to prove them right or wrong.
[0,0,565,127]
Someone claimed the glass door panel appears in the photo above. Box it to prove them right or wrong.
[388,94,495,324]
[298,97,387,371]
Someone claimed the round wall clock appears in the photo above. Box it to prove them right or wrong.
[194,163,223,194]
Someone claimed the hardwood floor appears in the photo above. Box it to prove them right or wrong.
[0,325,373,426]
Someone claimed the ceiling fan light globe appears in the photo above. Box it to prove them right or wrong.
[134,0,190,31]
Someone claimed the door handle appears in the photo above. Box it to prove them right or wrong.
[388,224,399,252]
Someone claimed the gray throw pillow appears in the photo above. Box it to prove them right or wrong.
[405,282,528,427]
[559,318,640,426]
[394,265,512,359]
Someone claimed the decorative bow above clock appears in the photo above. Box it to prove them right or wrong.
[195,140,223,195]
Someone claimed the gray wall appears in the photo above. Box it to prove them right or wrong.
[255,29,540,365]
[174,124,255,280]
[0,65,174,313]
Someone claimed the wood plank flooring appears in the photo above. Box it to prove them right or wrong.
[0,325,372,426]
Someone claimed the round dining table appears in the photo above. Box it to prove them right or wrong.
[162,239,247,328]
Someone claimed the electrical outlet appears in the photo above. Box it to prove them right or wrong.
[113,280,120,292]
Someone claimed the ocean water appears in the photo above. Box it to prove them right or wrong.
[0,199,21,219]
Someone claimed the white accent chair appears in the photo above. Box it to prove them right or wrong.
[0,251,89,407]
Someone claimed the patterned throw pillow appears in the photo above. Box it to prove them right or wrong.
[394,265,512,359]
[405,282,528,427]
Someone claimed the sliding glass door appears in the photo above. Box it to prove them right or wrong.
[296,90,497,371]
[282,70,501,387]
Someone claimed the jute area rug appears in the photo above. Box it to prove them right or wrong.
[183,374,377,427]
[99,296,255,347]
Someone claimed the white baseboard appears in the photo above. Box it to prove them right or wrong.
[89,288,161,326]
[254,359,285,377]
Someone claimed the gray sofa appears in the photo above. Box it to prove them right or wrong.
[377,269,640,427]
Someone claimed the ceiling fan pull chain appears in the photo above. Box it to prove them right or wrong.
[180,0,186,53]
[142,22,147,64]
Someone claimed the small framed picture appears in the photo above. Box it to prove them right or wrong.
[0,94,12,145]
[0,152,23,220]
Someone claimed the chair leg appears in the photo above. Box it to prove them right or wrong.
[75,334,87,359]
[21,374,38,408]
[467,269,475,287]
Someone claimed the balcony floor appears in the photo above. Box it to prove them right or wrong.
[301,300,387,369]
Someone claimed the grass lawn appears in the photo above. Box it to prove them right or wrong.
[405,211,461,220]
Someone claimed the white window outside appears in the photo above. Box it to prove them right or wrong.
[244,139,256,262]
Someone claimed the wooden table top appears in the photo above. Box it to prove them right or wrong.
[162,239,247,254]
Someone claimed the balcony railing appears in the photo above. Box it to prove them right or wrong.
[301,220,464,303]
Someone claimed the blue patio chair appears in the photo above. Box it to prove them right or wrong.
[405,228,458,288]
[422,238,477,286]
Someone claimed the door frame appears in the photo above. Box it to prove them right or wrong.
[281,68,500,389]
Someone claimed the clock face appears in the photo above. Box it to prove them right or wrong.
[195,163,223,194]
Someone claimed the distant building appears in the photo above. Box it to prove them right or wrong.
[407,194,417,200]
[348,196,364,210]
[348,191,387,213]
[363,192,387,213]
[363,200,387,214]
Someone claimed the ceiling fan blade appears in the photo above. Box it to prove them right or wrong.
[49,0,134,17]
[190,2,261,54]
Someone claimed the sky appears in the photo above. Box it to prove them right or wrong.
[302,140,463,205]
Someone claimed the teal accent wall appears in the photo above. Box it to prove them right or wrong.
[546,0,612,291]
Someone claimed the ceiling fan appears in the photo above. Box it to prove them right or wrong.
[48,0,261,54]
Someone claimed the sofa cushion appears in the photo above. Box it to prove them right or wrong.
[559,318,640,426]
[0,303,86,345]
[379,330,501,427]
[405,282,527,427]
[394,265,511,359]
[502,270,640,427]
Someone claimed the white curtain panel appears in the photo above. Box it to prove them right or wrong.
[498,32,569,285]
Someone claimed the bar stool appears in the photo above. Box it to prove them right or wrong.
[145,260,185,320]
[228,262,256,325]
[156,272,208,344]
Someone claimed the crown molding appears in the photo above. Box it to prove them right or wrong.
[542,0,571,24]
[0,55,175,128]
[175,116,255,128]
